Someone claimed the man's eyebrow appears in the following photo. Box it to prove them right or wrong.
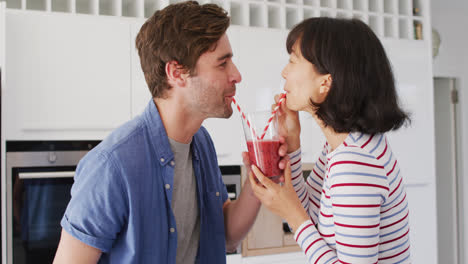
[217,53,233,61]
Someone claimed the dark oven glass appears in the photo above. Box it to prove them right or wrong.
[12,166,75,264]
[6,140,99,264]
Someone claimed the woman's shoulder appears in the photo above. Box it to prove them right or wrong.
[326,133,389,173]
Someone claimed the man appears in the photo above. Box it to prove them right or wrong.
[53,1,288,263]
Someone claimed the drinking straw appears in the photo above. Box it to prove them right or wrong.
[259,93,286,140]
[232,97,258,139]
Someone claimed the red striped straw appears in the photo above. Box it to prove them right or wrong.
[259,93,286,140]
[232,97,258,139]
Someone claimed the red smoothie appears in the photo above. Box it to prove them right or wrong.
[246,140,281,177]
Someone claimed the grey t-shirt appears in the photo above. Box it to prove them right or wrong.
[169,138,200,264]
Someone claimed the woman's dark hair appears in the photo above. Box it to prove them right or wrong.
[286,17,410,134]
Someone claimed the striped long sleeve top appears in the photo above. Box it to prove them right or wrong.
[289,132,411,264]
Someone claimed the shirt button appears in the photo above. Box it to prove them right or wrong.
[165,184,171,190]
[170,227,175,233]
[160,158,165,163]
[170,161,175,166]
[216,191,220,197]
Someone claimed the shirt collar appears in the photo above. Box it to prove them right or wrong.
[143,99,201,164]
[143,99,174,166]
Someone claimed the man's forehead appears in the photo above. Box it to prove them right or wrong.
[203,34,233,60]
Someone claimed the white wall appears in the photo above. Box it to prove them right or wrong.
[0,2,5,263]
[431,0,468,262]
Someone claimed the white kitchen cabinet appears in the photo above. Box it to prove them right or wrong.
[0,4,6,263]
[4,11,132,140]
[236,27,288,114]
[405,183,438,264]
[130,19,149,117]
[383,40,435,185]
[299,39,436,185]
[0,2,4,78]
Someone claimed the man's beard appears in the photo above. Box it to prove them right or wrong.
[190,78,234,119]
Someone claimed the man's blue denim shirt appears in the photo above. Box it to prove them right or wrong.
[61,100,229,263]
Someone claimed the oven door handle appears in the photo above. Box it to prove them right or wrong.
[18,171,75,179]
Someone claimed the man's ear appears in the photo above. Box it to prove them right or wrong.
[319,74,332,95]
[165,61,189,87]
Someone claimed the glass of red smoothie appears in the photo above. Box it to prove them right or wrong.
[242,110,282,182]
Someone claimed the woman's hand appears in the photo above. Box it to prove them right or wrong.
[248,161,309,232]
[273,94,301,153]
[243,136,289,183]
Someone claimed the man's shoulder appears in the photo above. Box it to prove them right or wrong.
[90,116,149,160]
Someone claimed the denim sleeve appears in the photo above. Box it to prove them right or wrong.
[61,151,128,253]
[218,168,229,203]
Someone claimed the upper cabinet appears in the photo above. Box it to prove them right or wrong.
[130,19,150,117]
[0,2,5,93]
[4,11,132,140]
[382,40,434,185]
[2,1,433,173]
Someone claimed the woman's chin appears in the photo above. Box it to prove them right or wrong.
[286,100,302,112]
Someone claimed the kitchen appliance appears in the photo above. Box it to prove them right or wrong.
[220,165,242,254]
[5,142,242,262]
[220,165,241,202]
[5,141,99,264]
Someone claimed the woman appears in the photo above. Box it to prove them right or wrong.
[249,17,411,263]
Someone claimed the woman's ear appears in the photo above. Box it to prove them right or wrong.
[319,74,332,95]
[165,61,188,87]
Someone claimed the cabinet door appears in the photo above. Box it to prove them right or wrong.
[0,3,4,78]
[4,12,132,140]
[382,40,434,185]
[130,20,150,117]
[236,27,288,114]
[240,166,301,257]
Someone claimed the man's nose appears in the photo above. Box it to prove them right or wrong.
[230,63,242,84]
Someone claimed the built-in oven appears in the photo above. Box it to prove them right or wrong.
[4,142,242,263]
[220,165,242,254]
[5,141,100,264]
[220,166,241,202]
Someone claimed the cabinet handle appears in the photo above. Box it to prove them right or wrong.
[18,171,75,179]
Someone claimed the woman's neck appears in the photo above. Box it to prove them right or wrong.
[312,113,349,152]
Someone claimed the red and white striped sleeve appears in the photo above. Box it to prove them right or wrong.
[288,143,328,225]
[293,148,389,264]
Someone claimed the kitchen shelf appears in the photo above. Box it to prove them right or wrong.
[2,0,430,41]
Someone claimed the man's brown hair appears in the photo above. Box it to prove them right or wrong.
[135,1,230,98]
